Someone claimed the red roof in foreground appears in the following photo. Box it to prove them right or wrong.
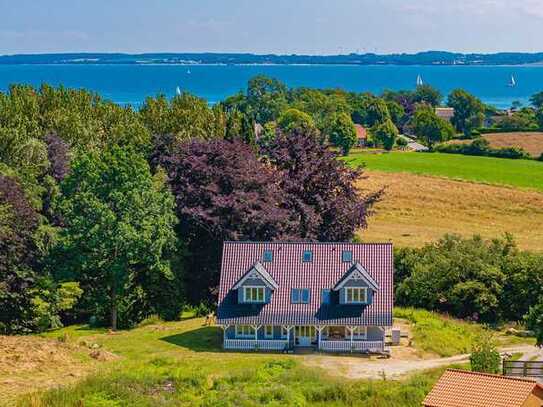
[423,369,543,407]
[217,242,393,326]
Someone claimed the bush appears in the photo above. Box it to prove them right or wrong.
[434,138,531,160]
[470,333,501,374]
[137,315,163,328]
[524,301,543,347]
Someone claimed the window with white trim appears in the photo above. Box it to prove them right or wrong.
[235,325,256,338]
[244,286,265,303]
[345,287,367,304]
[264,325,274,339]
[352,326,367,339]
[342,250,353,263]
[262,250,273,263]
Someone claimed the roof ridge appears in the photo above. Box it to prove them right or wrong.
[445,368,538,384]
[224,241,393,245]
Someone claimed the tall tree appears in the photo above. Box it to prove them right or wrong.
[0,175,40,333]
[372,119,399,151]
[266,130,381,241]
[529,91,543,109]
[447,89,485,136]
[413,84,442,107]
[327,112,357,155]
[246,76,288,123]
[154,139,293,302]
[412,106,455,147]
[55,147,178,329]
[277,108,318,135]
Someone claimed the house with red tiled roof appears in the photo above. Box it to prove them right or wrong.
[423,369,543,407]
[216,242,393,353]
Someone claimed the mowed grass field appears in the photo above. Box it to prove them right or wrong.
[355,170,543,251]
[344,151,543,192]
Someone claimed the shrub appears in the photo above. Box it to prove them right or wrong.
[434,139,531,160]
[137,315,163,328]
[470,333,501,374]
[524,301,543,346]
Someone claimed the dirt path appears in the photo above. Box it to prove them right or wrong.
[303,345,539,380]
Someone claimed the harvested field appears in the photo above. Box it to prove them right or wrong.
[483,132,543,157]
[449,132,543,158]
[357,170,543,251]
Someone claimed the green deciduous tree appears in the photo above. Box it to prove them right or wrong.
[277,108,317,135]
[412,106,455,147]
[530,91,543,109]
[246,76,288,123]
[371,118,399,151]
[327,112,357,155]
[55,147,179,329]
[447,89,485,136]
[525,301,543,347]
[413,84,442,107]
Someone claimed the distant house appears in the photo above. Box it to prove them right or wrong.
[435,107,455,122]
[354,124,368,147]
[216,242,393,353]
[423,369,543,407]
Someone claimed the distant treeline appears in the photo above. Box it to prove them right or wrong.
[2,51,543,65]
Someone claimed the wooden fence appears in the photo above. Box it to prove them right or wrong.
[503,360,543,378]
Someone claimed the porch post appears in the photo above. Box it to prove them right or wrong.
[220,324,230,348]
[252,325,260,350]
[315,326,325,350]
[348,326,354,352]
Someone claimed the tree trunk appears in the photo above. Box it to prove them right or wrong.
[111,283,117,331]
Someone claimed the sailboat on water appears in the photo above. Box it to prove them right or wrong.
[508,75,516,87]
[176,86,181,96]
[416,74,424,87]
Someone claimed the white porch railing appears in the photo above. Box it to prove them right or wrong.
[319,340,384,353]
[224,339,288,351]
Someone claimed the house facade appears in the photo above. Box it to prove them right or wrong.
[216,242,393,353]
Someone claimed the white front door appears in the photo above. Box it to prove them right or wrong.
[295,326,315,346]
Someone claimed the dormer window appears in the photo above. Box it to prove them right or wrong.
[345,287,367,304]
[244,286,265,303]
[262,250,273,263]
[302,250,313,263]
[342,250,353,263]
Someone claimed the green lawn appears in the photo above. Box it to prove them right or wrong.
[16,318,445,407]
[343,151,543,192]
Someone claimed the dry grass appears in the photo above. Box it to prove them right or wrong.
[450,132,543,157]
[357,170,543,252]
[0,335,101,405]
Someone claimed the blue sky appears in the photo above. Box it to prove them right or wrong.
[1,0,543,55]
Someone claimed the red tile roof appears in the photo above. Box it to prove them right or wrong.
[354,124,367,140]
[423,369,543,407]
[217,242,393,326]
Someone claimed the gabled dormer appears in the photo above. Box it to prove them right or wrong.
[333,263,379,305]
[233,262,278,304]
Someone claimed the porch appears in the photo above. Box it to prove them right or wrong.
[220,324,386,354]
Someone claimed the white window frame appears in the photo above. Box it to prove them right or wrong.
[235,325,256,338]
[244,286,265,303]
[345,287,368,304]
[353,326,368,340]
[264,325,274,339]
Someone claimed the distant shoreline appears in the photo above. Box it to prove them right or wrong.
[2,51,543,66]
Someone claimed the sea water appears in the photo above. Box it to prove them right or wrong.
[0,63,541,109]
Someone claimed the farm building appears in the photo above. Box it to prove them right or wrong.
[216,241,393,354]
[423,369,543,407]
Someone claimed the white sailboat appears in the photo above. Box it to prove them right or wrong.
[176,86,181,96]
[186,68,191,74]
[416,74,424,87]
[508,75,516,87]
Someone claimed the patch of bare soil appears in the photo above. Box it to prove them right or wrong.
[0,335,115,405]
